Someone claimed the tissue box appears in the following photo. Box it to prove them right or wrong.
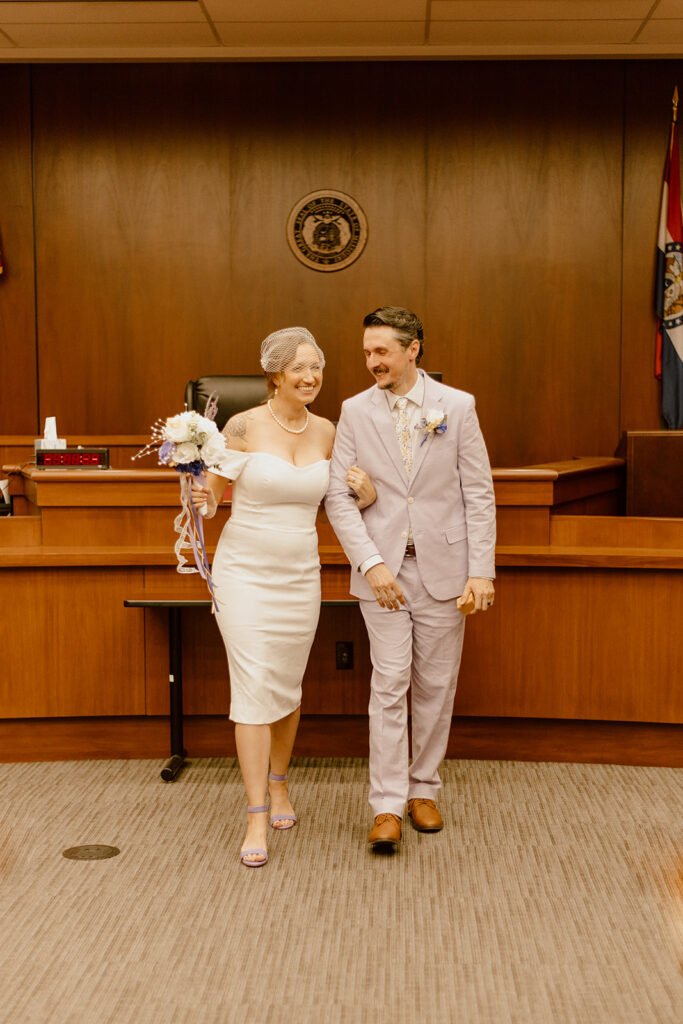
[35,437,66,451]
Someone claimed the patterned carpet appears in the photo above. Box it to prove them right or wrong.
[0,757,680,1024]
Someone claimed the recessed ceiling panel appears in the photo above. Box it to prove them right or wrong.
[0,1,204,22]
[4,20,216,45]
[638,18,683,43]
[215,20,423,46]
[432,1,652,19]
[205,0,426,21]
[430,19,641,45]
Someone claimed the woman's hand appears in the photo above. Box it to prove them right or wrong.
[346,466,377,510]
[191,478,218,518]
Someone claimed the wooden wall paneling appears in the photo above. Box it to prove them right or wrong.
[0,516,41,546]
[32,65,237,435]
[620,62,683,433]
[301,604,371,715]
[550,513,683,549]
[456,567,683,723]
[445,717,683,768]
[0,566,146,717]
[224,63,428,424]
[425,63,625,467]
[39,507,180,548]
[495,507,550,545]
[30,63,427,434]
[0,66,38,436]
[141,605,167,715]
[0,717,173,763]
[146,599,372,717]
[0,716,679,767]
[141,564,213,715]
[181,607,230,715]
[18,61,680,473]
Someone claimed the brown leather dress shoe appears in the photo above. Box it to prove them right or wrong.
[407,798,443,832]
[368,813,402,850]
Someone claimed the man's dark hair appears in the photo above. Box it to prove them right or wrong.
[363,306,424,365]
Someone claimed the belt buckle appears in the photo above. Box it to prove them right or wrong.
[404,543,416,558]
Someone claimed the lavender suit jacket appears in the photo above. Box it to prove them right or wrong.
[325,370,496,602]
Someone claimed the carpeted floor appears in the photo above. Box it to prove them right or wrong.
[0,757,680,1024]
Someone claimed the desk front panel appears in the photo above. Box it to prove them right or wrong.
[0,566,146,717]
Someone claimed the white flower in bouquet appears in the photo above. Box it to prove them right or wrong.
[134,404,227,477]
[172,441,201,466]
[164,414,190,444]
[201,431,228,468]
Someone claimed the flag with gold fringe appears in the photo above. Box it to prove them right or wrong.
[655,87,683,428]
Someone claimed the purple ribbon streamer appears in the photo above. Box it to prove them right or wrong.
[186,474,219,613]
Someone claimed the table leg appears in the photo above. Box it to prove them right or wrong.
[161,606,187,781]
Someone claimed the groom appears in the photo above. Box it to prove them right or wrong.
[325,306,496,850]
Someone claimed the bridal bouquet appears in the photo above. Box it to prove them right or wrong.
[134,401,226,610]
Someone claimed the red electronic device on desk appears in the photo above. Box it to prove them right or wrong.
[35,447,110,469]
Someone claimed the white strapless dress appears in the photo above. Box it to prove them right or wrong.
[211,450,330,724]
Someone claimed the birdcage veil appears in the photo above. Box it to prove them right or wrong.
[259,327,325,374]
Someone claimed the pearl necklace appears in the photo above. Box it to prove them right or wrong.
[267,400,309,434]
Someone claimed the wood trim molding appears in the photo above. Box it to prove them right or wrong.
[0,716,679,768]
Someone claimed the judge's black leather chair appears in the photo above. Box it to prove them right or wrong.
[184,375,269,432]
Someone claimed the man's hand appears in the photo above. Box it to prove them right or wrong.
[365,563,406,611]
[460,577,495,614]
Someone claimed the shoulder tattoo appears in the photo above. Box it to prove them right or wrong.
[223,412,250,440]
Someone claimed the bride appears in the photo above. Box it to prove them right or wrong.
[192,327,375,867]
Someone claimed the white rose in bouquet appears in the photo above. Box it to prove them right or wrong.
[201,431,227,467]
[195,414,219,440]
[165,414,189,444]
[173,441,201,465]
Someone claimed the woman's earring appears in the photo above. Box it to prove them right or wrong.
[274,387,279,396]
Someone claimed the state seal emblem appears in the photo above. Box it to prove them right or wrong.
[287,190,368,272]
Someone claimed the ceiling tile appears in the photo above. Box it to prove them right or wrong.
[638,19,683,43]
[0,2,205,24]
[430,19,640,45]
[653,1,683,17]
[204,0,426,22]
[215,20,423,45]
[4,21,217,47]
[432,1,651,18]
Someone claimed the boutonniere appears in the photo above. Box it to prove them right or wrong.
[416,409,447,447]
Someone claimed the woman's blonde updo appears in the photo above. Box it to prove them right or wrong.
[260,327,325,395]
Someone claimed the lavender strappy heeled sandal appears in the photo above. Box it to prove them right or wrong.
[240,805,268,867]
[268,773,297,830]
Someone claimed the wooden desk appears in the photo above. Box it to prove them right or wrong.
[2,456,681,767]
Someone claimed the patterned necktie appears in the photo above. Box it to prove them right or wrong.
[394,397,412,476]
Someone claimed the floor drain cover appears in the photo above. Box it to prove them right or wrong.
[62,845,120,861]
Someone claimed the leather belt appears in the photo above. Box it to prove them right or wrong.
[404,543,417,558]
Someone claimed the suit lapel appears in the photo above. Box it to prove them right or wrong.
[409,372,445,486]
[369,386,408,483]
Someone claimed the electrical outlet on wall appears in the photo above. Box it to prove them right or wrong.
[336,641,354,670]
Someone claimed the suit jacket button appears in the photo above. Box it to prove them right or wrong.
[408,497,414,504]
[401,531,407,538]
